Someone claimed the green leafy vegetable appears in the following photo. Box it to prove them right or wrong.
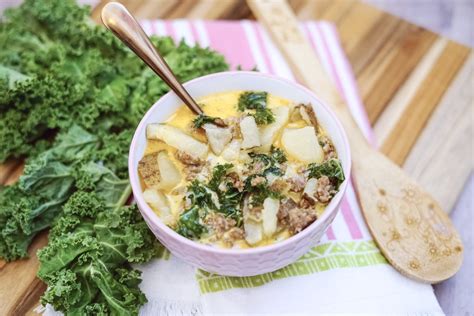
[270,146,287,164]
[38,198,160,314]
[36,148,158,314]
[176,164,245,239]
[192,114,218,129]
[0,126,97,261]
[187,180,218,210]
[0,185,64,261]
[176,206,207,239]
[237,91,275,125]
[209,164,244,225]
[0,0,228,163]
[245,175,281,207]
[248,146,287,176]
[307,159,345,188]
[175,179,218,239]
[208,163,233,191]
[218,185,244,227]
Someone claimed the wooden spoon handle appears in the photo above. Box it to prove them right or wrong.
[247,0,339,105]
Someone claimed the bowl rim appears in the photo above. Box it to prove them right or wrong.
[129,70,351,255]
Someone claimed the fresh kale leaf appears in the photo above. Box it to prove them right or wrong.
[0,126,98,261]
[75,162,130,208]
[307,159,345,188]
[208,163,233,191]
[218,185,244,226]
[38,192,161,314]
[270,146,287,164]
[176,205,207,239]
[38,207,155,315]
[0,184,64,261]
[0,0,229,163]
[187,180,218,210]
[245,175,281,207]
[0,65,29,89]
[248,146,287,176]
[237,91,275,125]
[192,114,218,129]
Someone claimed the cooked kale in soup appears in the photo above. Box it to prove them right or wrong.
[138,91,344,248]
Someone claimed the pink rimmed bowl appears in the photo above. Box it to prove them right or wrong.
[129,71,351,276]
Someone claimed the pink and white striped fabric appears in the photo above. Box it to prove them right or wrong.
[140,19,373,244]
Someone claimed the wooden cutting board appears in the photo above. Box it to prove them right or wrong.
[0,0,472,314]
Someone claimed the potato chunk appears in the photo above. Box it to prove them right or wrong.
[244,221,263,245]
[138,152,160,188]
[138,151,181,190]
[240,116,261,149]
[242,194,263,245]
[203,123,232,155]
[259,106,289,152]
[147,124,208,159]
[221,139,241,161]
[157,151,181,190]
[262,198,280,237]
[281,127,324,163]
[302,178,318,204]
[143,188,174,224]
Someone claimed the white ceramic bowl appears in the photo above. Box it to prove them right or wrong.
[129,71,351,276]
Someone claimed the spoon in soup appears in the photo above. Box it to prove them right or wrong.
[101,2,225,126]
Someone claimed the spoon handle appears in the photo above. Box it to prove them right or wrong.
[101,2,203,115]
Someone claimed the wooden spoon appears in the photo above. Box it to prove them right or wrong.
[101,2,225,126]
[247,0,463,283]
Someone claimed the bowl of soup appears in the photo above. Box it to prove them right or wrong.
[129,71,351,276]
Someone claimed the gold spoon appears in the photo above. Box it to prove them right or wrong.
[101,2,225,126]
[247,0,463,283]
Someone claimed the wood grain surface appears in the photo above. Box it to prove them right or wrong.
[0,0,471,315]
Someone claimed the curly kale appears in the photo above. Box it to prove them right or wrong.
[192,114,219,129]
[176,163,247,239]
[0,126,96,261]
[307,159,345,188]
[0,184,63,261]
[0,0,229,163]
[208,163,233,191]
[176,205,207,239]
[237,91,275,125]
[38,202,158,315]
[248,146,287,176]
[0,123,160,313]
[209,164,244,225]
[38,188,161,314]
